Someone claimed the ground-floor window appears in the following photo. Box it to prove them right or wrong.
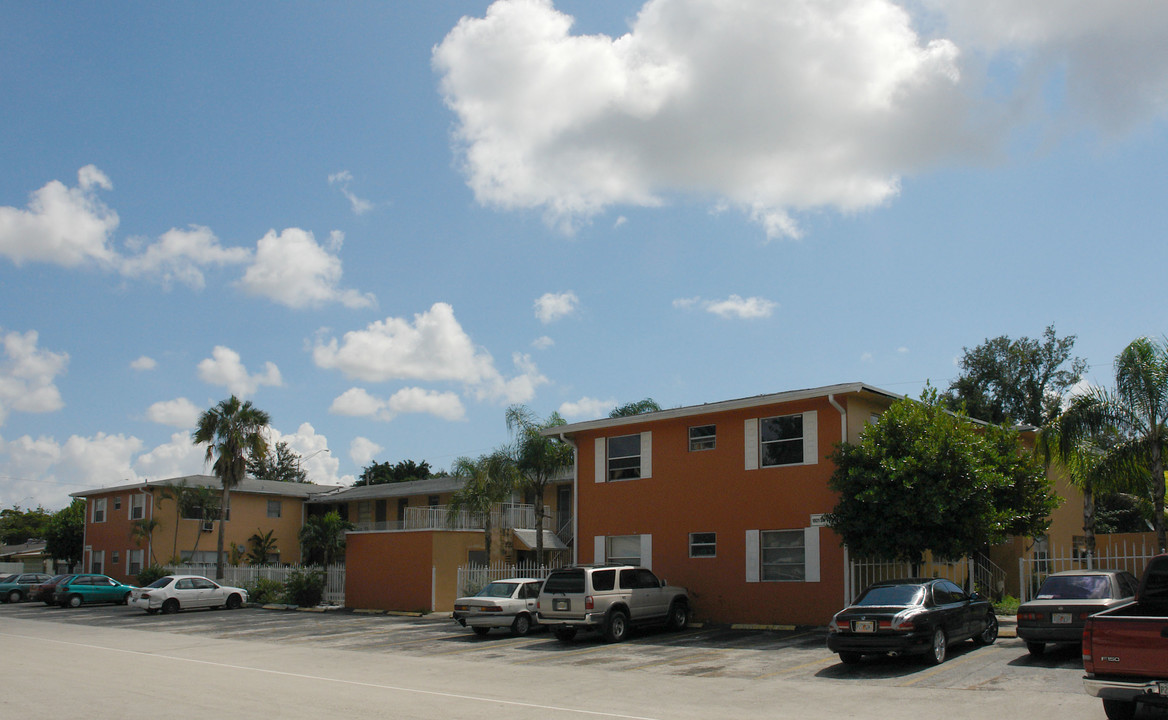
[746,527,820,583]
[128,549,144,576]
[689,532,717,558]
[605,535,642,565]
[91,550,105,575]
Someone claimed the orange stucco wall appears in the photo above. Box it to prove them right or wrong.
[344,530,487,612]
[572,393,885,627]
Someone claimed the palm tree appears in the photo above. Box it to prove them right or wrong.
[448,452,518,562]
[505,405,574,566]
[1050,337,1168,551]
[129,518,162,565]
[246,529,278,565]
[1039,425,1124,558]
[299,511,353,566]
[193,396,271,579]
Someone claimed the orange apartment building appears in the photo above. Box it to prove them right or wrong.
[546,382,901,627]
[70,474,340,583]
[318,474,572,613]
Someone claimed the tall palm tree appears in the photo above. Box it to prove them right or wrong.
[1039,425,1123,558]
[193,396,270,579]
[1050,337,1168,551]
[448,452,518,562]
[505,405,574,566]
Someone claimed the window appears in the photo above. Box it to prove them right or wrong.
[607,435,642,480]
[92,498,107,523]
[113,496,122,510]
[689,425,716,451]
[181,550,217,564]
[689,532,717,558]
[605,535,642,566]
[427,495,440,507]
[932,580,966,604]
[111,551,120,565]
[91,550,105,575]
[760,530,805,581]
[266,499,282,519]
[357,501,372,523]
[759,414,804,467]
[130,493,146,520]
[128,549,144,576]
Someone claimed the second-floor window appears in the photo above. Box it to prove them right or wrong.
[267,500,282,519]
[689,532,717,558]
[760,414,804,466]
[607,435,642,481]
[689,425,716,451]
[357,501,372,523]
[92,498,107,523]
[130,493,146,520]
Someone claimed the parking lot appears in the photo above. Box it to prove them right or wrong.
[0,599,1089,692]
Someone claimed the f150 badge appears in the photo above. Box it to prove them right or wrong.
[1101,656,1122,663]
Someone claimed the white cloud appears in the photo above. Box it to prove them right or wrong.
[128,431,204,482]
[0,430,147,509]
[532,335,555,350]
[329,386,466,422]
[130,356,157,371]
[0,165,120,267]
[328,171,375,215]
[861,352,874,363]
[434,0,971,238]
[146,397,201,428]
[121,225,251,289]
[313,303,546,403]
[674,294,776,319]
[535,291,579,323]
[264,422,343,485]
[0,329,68,426]
[240,227,375,309]
[349,436,383,467]
[559,396,616,419]
[197,346,283,397]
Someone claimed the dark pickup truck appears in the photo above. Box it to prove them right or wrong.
[1082,553,1168,720]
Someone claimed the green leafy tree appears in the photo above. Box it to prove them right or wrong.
[827,390,1056,571]
[299,510,353,566]
[43,499,85,572]
[1038,424,1127,557]
[193,395,271,579]
[353,459,433,486]
[0,505,52,544]
[609,398,662,418]
[247,441,308,483]
[1047,337,1168,551]
[944,324,1087,426]
[129,518,162,565]
[448,451,518,562]
[505,405,574,566]
[246,529,279,565]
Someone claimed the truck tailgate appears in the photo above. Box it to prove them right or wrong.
[1088,615,1168,679]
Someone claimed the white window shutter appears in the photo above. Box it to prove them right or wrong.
[745,529,760,582]
[803,410,818,465]
[594,438,606,483]
[641,431,652,479]
[594,536,606,563]
[640,534,652,569]
[804,526,820,583]
[744,419,759,471]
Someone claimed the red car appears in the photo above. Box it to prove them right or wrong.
[29,574,74,604]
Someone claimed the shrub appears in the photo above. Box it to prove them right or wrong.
[245,577,285,604]
[136,564,172,587]
[284,569,325,607]
[993,594,1020,616]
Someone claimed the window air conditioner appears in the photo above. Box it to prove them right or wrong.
[201,519,214,532]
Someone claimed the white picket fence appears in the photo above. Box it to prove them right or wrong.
[170,563,346,606]
[1018,542,1157,602]
[456,560,566,597]
[847,553,1006,603]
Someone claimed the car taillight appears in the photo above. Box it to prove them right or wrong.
[1082,625,1094,673]
[891,610,921,631]
[536,599,541,610]
[585,595,594,610]
[1017,611,1041,621]
[481,605,502,612]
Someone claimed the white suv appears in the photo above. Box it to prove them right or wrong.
[536,565,690,643]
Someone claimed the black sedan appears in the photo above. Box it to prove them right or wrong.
[1016,568,1138,657]
[827,578,998,665]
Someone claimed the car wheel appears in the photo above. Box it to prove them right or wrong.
[838,651,863,665]
[226,593,242,610]
[603,609,630,643]
[973,613,998,646]
[510,613,532,637]
[926,627,947,665]
[1102,699,1137,720]
[7,589,21,603]
[554,627,578,642]
[472,626,491,637]
[1026,641,1045,657]
[666,601,689,631]
[161,599,180,615]
[121,591,131,606]
[66,594,83,609]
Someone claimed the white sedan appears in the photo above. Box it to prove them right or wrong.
[452,578,543,636]
[130,574,248,614]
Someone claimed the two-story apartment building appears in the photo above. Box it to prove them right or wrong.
[70,474,340,583]
[545,382,901,627]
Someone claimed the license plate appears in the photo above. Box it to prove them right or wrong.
[1158,682,1168,696]
[853,620,876,633]
[1053,613,1072,624]
[553,598,569,611]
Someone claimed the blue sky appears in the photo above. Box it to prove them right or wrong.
[3,0,1167,511]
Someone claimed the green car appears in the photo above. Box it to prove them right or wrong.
[53,574,136,608]
[0,572,53,603]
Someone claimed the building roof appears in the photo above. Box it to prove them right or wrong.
[544,382,903,437]
[0,540,47,559]
[70,474,342,499]
[308,475,468,503]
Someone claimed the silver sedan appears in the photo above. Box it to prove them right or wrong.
[452,578,543,636]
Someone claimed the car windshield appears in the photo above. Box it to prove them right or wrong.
[855,584,925,607]
[147,576,176,589]
[543,569,585,594]
[476,582,518,598]
[1036,575,1111,599]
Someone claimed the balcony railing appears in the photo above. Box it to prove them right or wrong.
[351,503,550,533]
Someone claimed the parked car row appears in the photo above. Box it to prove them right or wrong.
[1,572,248,613]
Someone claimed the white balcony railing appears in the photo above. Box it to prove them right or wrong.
[350,503,550,533]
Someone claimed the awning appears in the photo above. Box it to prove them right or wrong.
[513,529,568,551]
